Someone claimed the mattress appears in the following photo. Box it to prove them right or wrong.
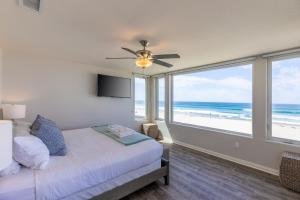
[0,128,163,200]
[62,159,161,200]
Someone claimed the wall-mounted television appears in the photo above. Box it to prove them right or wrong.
[97,74,131,98]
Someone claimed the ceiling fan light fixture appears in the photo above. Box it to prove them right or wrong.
[135,57,152,69]
[106,40,179,68]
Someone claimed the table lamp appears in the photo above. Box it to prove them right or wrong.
[0,120,12,170]
[2,104,26,122]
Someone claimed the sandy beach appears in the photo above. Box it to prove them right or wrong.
[135,106,146,117]
[174,111,300,141]
[136,107,300,141]
[173,112,252,134]
[175,112,300,139]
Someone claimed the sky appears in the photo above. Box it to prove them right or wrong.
[173,64,253,103]
[173,58,300,104]
[135,77,165,101]
[158,77,165,101]
[135,57,300,104]
[272,57,300,104]
[135,77,146,101]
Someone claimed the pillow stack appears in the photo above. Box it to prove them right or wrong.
[0,115,67,177]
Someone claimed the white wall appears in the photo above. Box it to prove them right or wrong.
[165,57,300,173]
[1,51,138,130]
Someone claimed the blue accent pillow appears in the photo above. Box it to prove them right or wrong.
[31,115,56,130]
[30,115,67,156]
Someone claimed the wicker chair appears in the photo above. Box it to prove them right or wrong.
[280,151,300,192]
[141,123,163,141]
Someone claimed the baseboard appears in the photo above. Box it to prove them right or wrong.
[174,140,279,176]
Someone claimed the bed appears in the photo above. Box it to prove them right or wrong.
[0,128,169,200]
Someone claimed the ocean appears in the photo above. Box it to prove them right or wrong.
[172,101,252,120]
[136,101,300,125]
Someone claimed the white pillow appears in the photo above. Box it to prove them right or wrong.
[0,159,21,177]
[13,136,50,170]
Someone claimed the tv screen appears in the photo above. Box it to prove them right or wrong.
[97,74,131,98]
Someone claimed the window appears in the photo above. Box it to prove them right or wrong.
[134,77,146,118]
[172,64,253,135]
[156,77,165,119]
[268,56,300,143]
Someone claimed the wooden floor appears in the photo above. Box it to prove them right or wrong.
[123,144,300,200]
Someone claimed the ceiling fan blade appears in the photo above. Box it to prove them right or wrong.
[152,59,173,68]
[153,54,180,59]
[121,47,137,56]
[106,57,136,59]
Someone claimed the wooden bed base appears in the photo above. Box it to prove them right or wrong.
[91,158,169,200]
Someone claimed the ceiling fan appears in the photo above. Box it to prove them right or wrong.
[106,40,180,69]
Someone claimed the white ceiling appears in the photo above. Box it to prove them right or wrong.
[0,0,300,75]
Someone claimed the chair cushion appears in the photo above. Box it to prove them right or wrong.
[30,115,67,156]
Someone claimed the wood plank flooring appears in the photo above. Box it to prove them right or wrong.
[122,144,300,200]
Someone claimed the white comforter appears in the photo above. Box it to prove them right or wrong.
[0,128,163,200]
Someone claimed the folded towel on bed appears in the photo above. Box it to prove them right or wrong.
[92,125,152,145]
[106,124,135,138]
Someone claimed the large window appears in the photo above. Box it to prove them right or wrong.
[134,77,146,118]
[172,64,253,135]
[156,77,165,119]
[269,56,300,143]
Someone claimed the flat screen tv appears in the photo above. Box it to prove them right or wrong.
[97,74,131,98]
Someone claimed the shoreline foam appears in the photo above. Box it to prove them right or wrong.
[135,107,300,141]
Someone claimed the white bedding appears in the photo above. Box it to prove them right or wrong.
[0,128,163,200]
[63,159,161,200]
[0,168,35,200]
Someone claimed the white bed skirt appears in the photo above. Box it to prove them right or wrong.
[62,159,161,200]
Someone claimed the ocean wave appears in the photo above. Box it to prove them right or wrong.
[272,114,300,121]
[148,103,300,125]
[173,108,251,120]
[243,108,252,112]
[272,114,300,126]
[172,109,300,124]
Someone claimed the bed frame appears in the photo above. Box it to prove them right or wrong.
[91,149,170,200]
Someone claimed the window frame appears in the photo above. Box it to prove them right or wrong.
[170,61,254,137]
[133,75,149,121]
[266,53,300,145]
[155,76,166,120]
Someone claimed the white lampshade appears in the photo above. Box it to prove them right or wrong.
[0,120,12,170]
[2,104,26,120]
